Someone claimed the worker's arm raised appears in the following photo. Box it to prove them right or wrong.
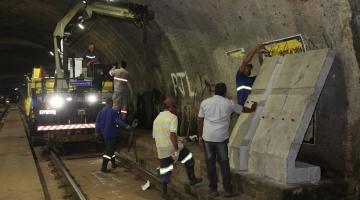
[239,44,265,72]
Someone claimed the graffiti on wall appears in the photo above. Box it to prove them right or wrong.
[171,71,195,97]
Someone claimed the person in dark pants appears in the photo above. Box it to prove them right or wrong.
[197,83,256,198]
[95,98,131,173]
[153,97,202,200]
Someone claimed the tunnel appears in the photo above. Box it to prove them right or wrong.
[1,0,360,199]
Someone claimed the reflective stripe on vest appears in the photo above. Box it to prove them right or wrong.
[86,55,96,59]
[120,110,127,114]
[160,164,174,174]
[114,77,128,82]
[181,152,193,164]
[103,155,111,159]
[237,85,252,91]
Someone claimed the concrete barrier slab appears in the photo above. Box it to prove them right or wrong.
[229,49,334,184]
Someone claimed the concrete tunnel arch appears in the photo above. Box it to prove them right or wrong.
[63,0,357,183]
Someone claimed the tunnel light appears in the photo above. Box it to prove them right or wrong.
[49,95,65,109]
[82,0,87,4]
[49,51,54,56]
[78,23,85,30]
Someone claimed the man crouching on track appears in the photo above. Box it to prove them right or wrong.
[153,97,202,200]
[95,98,132,173]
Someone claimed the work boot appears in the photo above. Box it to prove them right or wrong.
[209,189,219,197]
[223,190,240,198]
[186,167,203,186]
[161,183,169,200]
[111,156,118,169]
[101,158,110,173]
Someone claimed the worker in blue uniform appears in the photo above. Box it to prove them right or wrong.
[95,98,131,173]
[236,44,265,106]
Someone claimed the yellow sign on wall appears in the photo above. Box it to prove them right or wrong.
[263,34,306,56]
[225,34,305,60]
[225,48,246,59]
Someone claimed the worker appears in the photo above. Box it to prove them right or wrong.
[153,97,202,200]
[109,60,133,119]
[95,98,132,173]
[236,44,265,106]
[83,43,100,77]
[197,83,257,198]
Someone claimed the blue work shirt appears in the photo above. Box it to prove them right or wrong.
[236,70,256,106]
[95,106,128,139]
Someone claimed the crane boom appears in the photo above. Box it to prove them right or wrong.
[53,1,153,90]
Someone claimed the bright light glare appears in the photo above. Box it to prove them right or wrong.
[87,94,97,103]
[78,23,85,30]
[82,0,86,3]
[66,97,73,102]
[49,51,54,56]
[49,95,65,109]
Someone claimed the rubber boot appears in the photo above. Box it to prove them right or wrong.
[161,183,169,200]
[101,158,110,173]
[187,166,202,186]
[111,156,118,168]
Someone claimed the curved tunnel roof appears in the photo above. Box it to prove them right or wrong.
[0,0,74,88]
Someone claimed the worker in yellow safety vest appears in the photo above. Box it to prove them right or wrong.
[153,97,202,200]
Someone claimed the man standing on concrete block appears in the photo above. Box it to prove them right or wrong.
[109,60,133,119]
[153,97,202,200]
[197,83,256,198]
[236,44,265,106]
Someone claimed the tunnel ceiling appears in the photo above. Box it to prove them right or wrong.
[0,0,75,89]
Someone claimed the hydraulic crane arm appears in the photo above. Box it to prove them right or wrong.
[53,1,154,88]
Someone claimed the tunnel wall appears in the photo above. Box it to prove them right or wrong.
[69,0,360,182]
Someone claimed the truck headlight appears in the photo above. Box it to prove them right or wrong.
[65,97,73,102]
[86,94,97,103]
[49,95,64,109]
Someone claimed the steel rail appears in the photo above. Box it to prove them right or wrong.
[50,150,87,200]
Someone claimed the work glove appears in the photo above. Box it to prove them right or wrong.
[171,150,180,163]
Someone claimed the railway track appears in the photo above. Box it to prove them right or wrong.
[18,106,189,200]
[48,150,87,200]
